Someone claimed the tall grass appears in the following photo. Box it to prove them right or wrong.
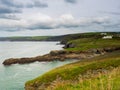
[47,67,120,90]
[25,51,120,90]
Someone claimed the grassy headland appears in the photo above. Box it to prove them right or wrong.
[25,32,120,90]
[25,50,120,90]
[65,38,120,52]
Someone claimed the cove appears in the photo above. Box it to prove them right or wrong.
[0,41,75,90]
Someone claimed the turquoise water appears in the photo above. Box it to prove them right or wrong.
[0,41,75,90]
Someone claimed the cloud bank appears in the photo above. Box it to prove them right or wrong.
[0,0,48,14]
[0,13,119,32]
[0,0,119,36]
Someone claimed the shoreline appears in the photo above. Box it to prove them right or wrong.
[25,50,120,90]
[3,47,120,65]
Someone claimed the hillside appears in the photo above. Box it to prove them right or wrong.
[25,32,120,90]
[0,32,119,42]
[48,32,120,44]
[25,50,120,90]
[64,38,120,52]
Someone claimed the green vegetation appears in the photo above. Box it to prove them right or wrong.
[25,32,120,90]
[0,36,51,41]
[26,50,120,90]
[61,32,120,52]
[0,32,119,42]
[58,32,120,44]
[47,67,120,90]
[66,38,120,51]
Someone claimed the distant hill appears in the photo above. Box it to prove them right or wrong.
[0,32,119,42]
[0,36,51,41]
[47,32,120,44]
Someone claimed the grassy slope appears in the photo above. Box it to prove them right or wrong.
[65,38,120,52]
[48,66,120,90]
[26,50,120,90]
[25,32,120,90]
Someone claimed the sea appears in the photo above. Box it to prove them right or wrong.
[0,41,75,90]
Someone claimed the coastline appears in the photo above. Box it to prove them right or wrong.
[3,47,120,65]
[2,32,120,65]
[1,32,120,90]
[25,50,120,90]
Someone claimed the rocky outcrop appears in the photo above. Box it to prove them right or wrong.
[3,47,120,65]
[2,50,96,65]
[63,42,75,48]
[50,50,67,56]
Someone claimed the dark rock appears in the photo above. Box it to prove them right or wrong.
[104,47,120,52]
[88,49,101,54]
[50,50,67,56]
[3,58,20,65]
[63,42,75,48]
[60,40,67,44]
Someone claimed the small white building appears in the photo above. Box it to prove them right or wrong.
[101,33,107,35]
[102,35,113,39]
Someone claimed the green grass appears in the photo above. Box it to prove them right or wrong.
[50,67,120,90]
[25,50,120,90]
[66,38,120,51]
[25,32,120,90]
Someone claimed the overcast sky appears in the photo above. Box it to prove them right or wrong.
[0,0,120,36]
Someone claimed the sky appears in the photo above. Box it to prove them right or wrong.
[0,0,120,37]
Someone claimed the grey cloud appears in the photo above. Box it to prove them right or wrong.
[0,27,22,32]
[0,6,21,14]
[0,0,48,8]
[90,20,109,25]
[64,0,77,4]
[28,24,54,30]
[27,22,79,30]
[0,14,20,20]
[26,18,112,30]
[29,1,48,8]
[100,11,120,16]
[102,22,120,29]
[0,0,23,8]
[0,0,48,17]
[0,15,120,33]
[26,1,48,8]
[106,12,120,15]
